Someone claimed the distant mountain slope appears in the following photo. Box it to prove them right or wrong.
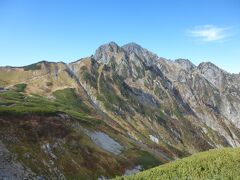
[0,42,240,179]
[115,147,240,180]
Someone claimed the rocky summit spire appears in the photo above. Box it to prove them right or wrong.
[122,42,158,66]
[122,42,144,54]
[94,41,123,64]
[175,59,196,71]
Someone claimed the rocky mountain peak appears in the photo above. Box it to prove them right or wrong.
[197,61,227,90]
[198,62,223,73]
[175,59,196,71]
[95,41,120,54]
[94,41,123,64]
[122,42,144,54]
[122,42,158,66]
[94,41,159,66]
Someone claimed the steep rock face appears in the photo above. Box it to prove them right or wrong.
[95,42,125,64]
[122,43,158,66]
[0,41,240,179]
[68,42,240,152]
[93,42,240,148]
[175,59,196,71]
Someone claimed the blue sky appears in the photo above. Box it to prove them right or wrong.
[0,0,239,73]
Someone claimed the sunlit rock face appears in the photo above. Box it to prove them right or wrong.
[88,42,240,149]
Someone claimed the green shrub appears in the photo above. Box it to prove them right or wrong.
[136,151,161,170]
[14,83,27,92]
[46,82,53,86]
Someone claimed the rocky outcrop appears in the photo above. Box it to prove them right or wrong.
[0,141,37,180]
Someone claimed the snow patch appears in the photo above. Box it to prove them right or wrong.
[42,143,57,160]
[86,131,123,155]
[149,135,159,144]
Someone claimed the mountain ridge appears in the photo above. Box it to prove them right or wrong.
[0,41,240,179]
[1,42,238,75]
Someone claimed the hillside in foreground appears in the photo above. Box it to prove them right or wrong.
[115,148,240,180]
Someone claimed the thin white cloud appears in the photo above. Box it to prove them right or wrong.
[187,25,230,42]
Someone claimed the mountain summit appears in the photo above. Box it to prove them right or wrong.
[0,42,240,179]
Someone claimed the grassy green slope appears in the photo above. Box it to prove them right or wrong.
[0,84,96,123]
[115,148,240,180]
